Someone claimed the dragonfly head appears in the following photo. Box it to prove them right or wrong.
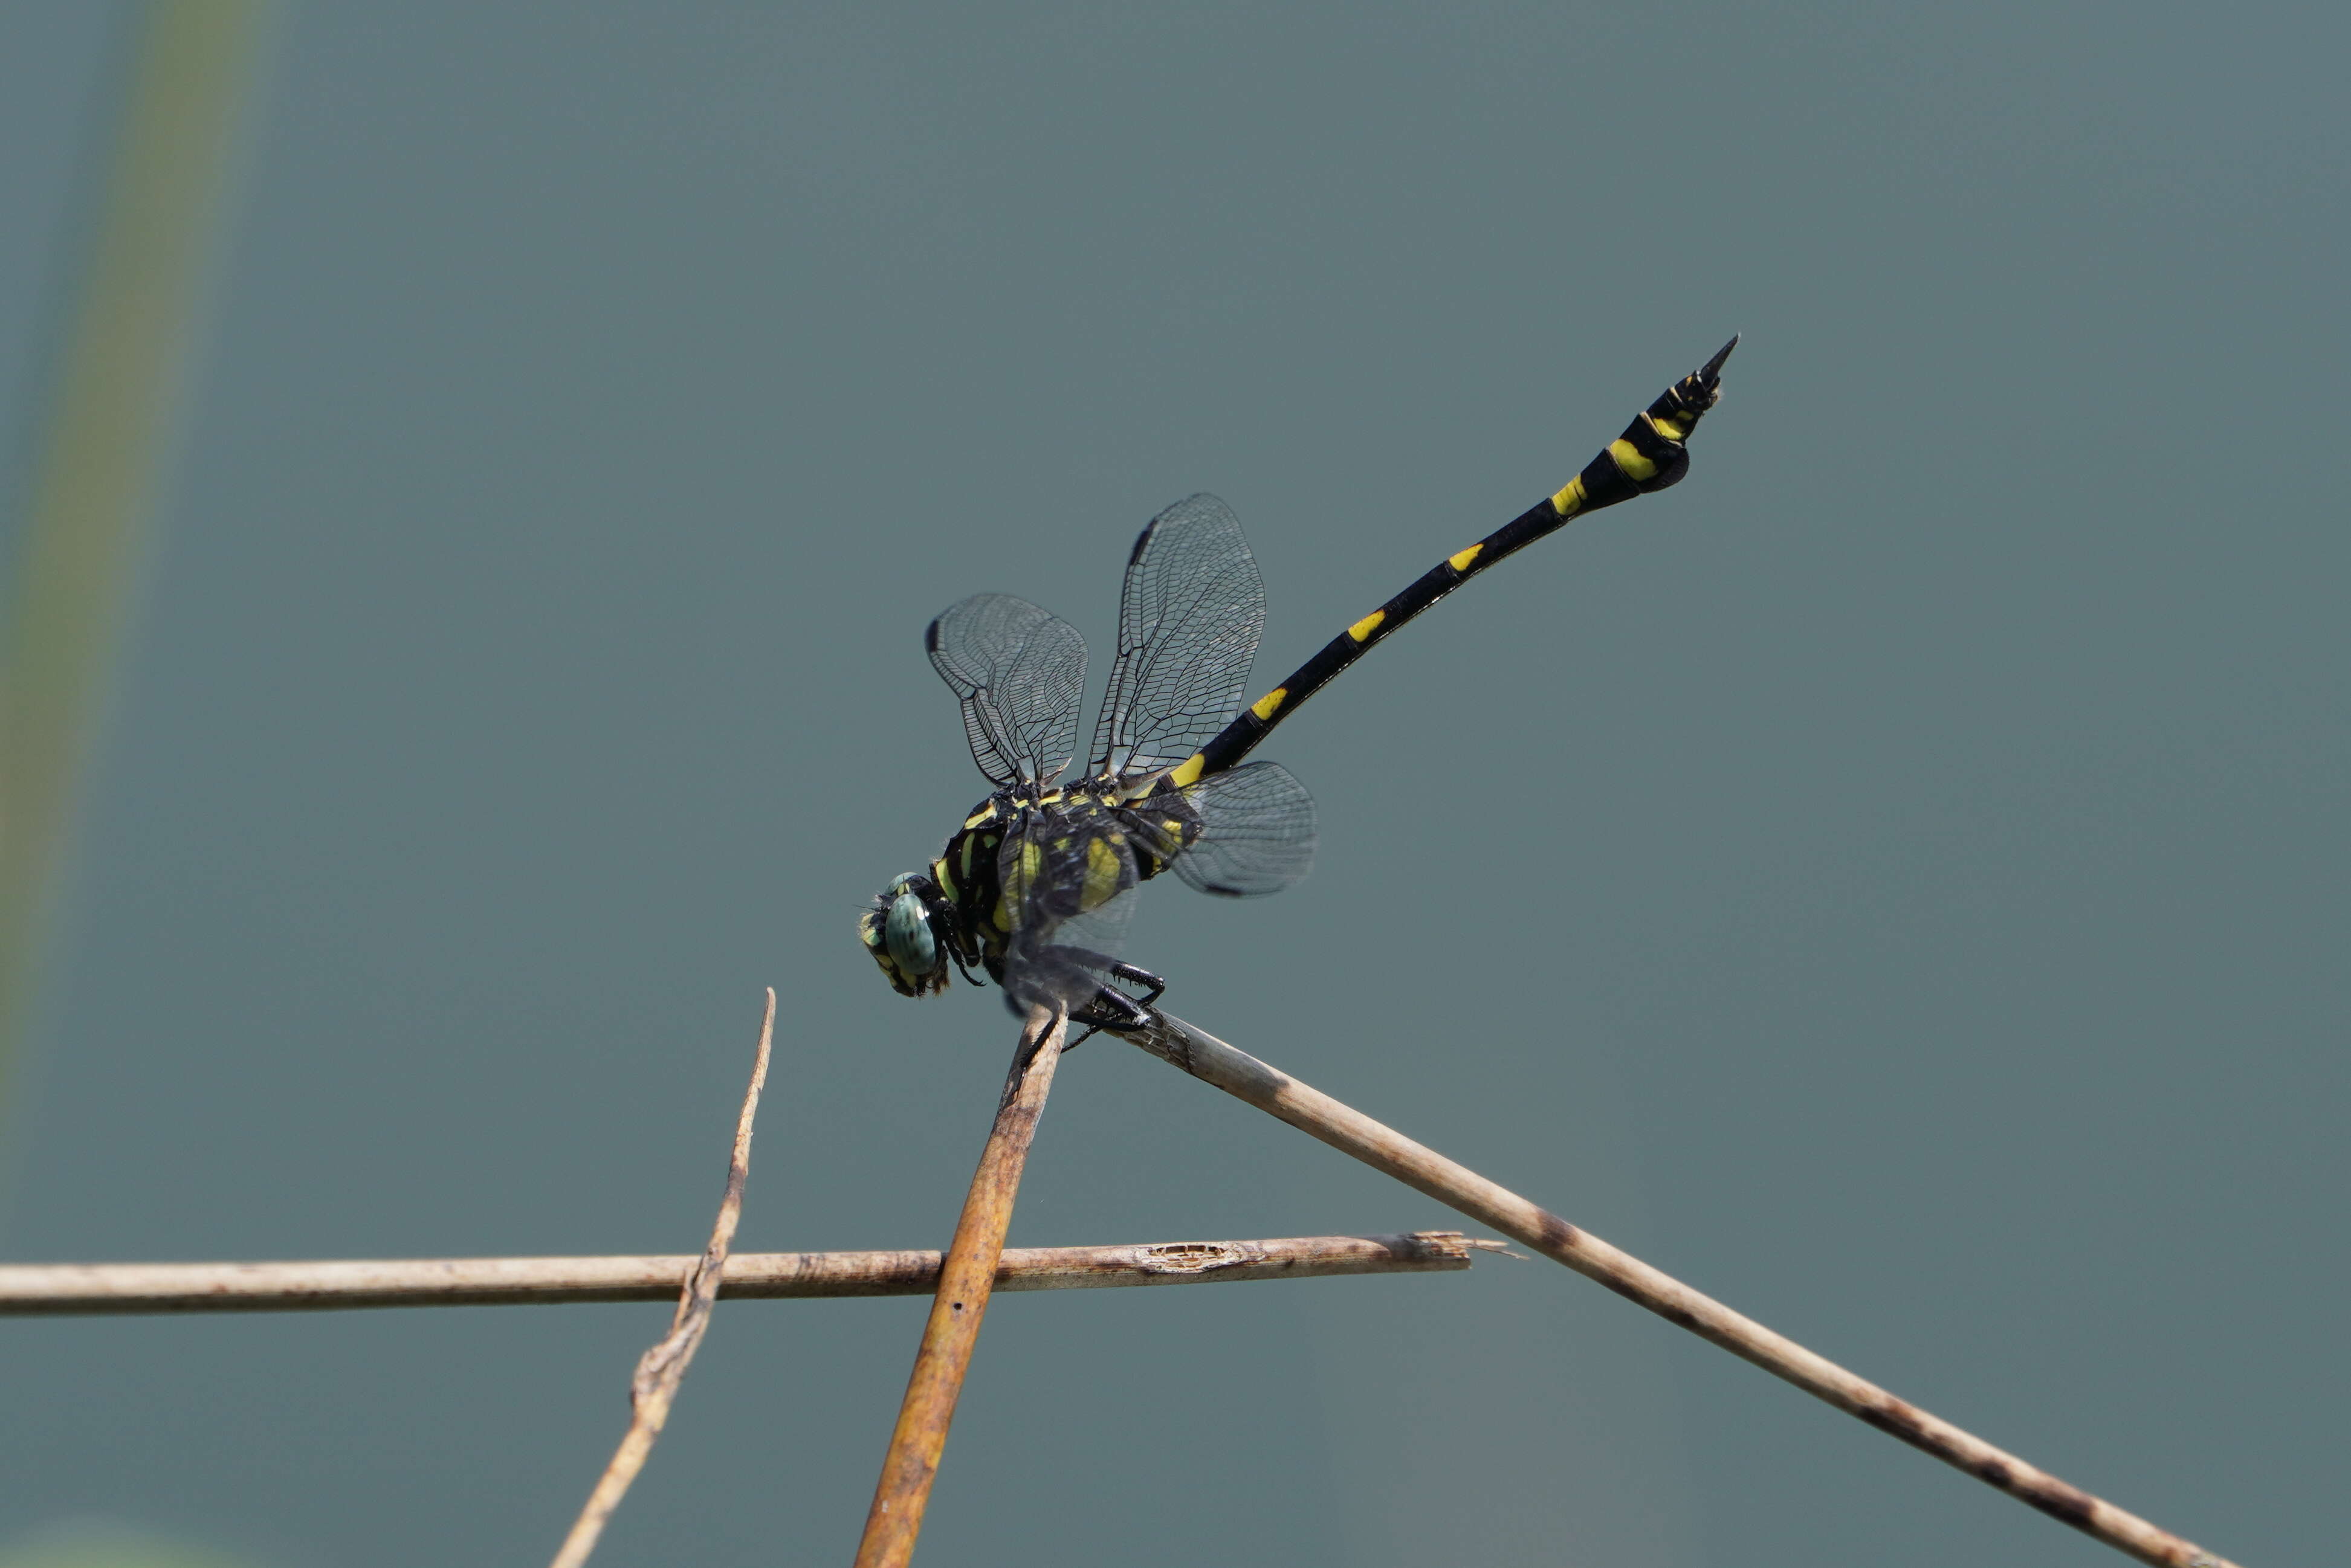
[857,871,954,997]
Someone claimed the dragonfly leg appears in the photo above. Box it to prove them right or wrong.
[1020,942,1168,1049]
[1067,983,1156,1050]
[1055,958,1166,1050]
[1105,960,1166,1011]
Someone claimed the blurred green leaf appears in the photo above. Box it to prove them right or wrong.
[0,1521,259,1568]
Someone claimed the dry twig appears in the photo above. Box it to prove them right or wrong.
[0,1232,1496,1315]
[853,1002,1067,1568]
[1116,1011,2236,1568]
[545,988,776,1568]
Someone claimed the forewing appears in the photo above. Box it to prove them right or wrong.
[926,593,1086,787]
[1088,494,1266,780]
[1171,760,1317,897]
[996,805,1140,1015]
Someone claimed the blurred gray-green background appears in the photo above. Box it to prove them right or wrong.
[2,4,2343,1566]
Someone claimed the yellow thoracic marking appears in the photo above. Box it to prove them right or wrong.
[963,801,997,829]
[1082,835,1124,909]
[959,832,977,881]
[1250,687,1288,720]
[1447,543,1483,572]
[1608,437,1659,482]
[1347,609,1387,642]
[1550,474,1588,515]
[999,837,1042,932]
[934,855,957,899]
[1169,753,1206,788]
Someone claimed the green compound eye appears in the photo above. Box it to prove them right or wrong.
[885,888,939,977]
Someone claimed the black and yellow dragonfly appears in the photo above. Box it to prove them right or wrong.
[859,337,1737,1036]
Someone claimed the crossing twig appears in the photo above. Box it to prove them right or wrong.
[546,988,776,1568]
[0,1231,1498,1315]
[853,1003,1067,1568]
[1114,1011,2237,1568]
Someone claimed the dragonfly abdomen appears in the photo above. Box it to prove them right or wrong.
[1174,336,1737,785]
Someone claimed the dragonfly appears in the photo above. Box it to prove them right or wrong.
[859,338,1737,1039]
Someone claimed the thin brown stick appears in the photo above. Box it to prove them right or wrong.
[0,1231,1495,1315]
[546,988,777,1568]
[1117,1011,2236,1568]
[853,1003,1067,1568]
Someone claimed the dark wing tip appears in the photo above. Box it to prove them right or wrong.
[1127,492,1231,566]
[1127,517,1160,566]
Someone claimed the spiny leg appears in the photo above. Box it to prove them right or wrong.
[1105,960,1165,1011]
[1062,958,1168,1049]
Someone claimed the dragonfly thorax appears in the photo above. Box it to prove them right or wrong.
[855,773,1214,1008]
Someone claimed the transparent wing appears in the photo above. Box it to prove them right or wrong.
[926,593,1086,788]
[1169,760,1317,898]
[1088,494,1266,781]
[996,805,1141,1015]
